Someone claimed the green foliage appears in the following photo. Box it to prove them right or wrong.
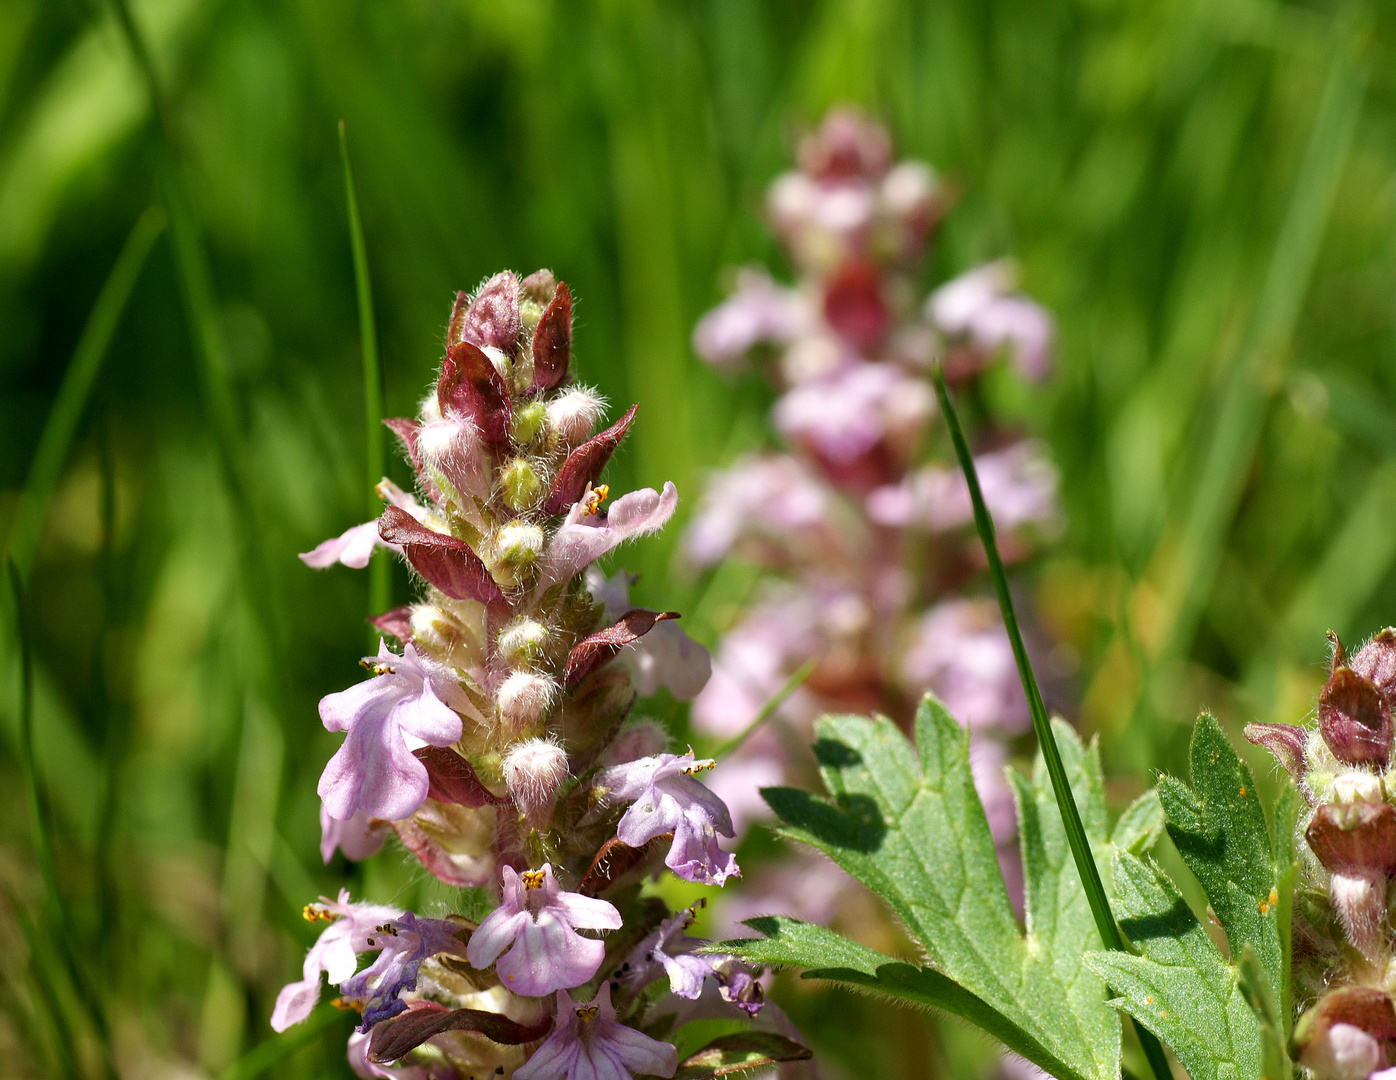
[1084,855,1264,1080]
[1157,714,1288,1011]
[727,697,1124,1080]
[1085,716,1298,1080]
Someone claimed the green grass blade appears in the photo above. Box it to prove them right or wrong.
[3,206,164,580]
[1153,31,1366,665]
[338,120,390,628]
[932,370,1173,1080]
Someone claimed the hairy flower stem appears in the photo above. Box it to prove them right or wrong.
[933,368,1174,1080]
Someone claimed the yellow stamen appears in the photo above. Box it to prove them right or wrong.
[522,870,546,891]
[581,484,610,516]
[576,1005,599,1023]
[331,997,363,1013]
[359,659,396,676]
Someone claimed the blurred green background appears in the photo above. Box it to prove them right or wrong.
[3,0,1396,1077]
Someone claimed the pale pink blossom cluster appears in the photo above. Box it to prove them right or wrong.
[685,108,1060,926]
[282,272,807,1079]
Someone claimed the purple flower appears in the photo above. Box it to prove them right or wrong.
[691,268,809,370]
[271,891,403,1031]
[318,642,466,823]
[866,441,1059,535]
[681,455,835,569]
[899,599,1030,734]
[586,569,711,700]
[599,752,740,886]
[320,805,389,864]
[466,864,622,997]
[773,362,932,467]
[300,480,423,569]
[515,984,677,1080]
[339,912,469,1030]
[534,483,679,596]
[620,906,763,1017]
[927,261,1054,381]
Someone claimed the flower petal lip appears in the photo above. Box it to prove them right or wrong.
[378,506,504,605]
[514,986,677,1080]
[534,482,679,596]
[1243,722,1309,783]
[299,520,387,569]
[466,865,621,998]
[543,403,638,514]
[316,643,465,822]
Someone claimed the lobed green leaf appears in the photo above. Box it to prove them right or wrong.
[1085,853,1263,1080]
[1157,714,1286,1010]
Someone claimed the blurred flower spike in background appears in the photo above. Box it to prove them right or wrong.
[685,107,1059,937]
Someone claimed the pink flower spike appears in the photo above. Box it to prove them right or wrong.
[271,891,402,1032]
[466,865,621,997]
[317,642,466,823]
[515,984,677,1080]
[319,805,389,864]
[599,752,740,886]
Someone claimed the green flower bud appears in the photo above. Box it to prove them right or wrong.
[501,457,543,511]
[510,401,547,447]
[497,617,549,667]
[490,522,544,586]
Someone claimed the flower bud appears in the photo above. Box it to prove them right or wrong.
[1299,1021,1382,1080]
[1307,801,1396,960]
[497,671,558,735]
[545,387,605,447]
[500,458,544,512]
[1306,802,1396,875]
[1334,771,1384,805]
[1244,722,1310,784]
[496,618,548,668]
[502,738,569,824]
[1296,988,1396,1080]
[1352,628,1396,702]
[510,401,547,446]
[1319,667,1393,769]
[418,416,488,502]
[491,522,544,582]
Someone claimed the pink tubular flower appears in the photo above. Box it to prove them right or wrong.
[866,441,1059,535]
[271,891,403,1032]
[515,984,677,1080]
[320,805,389,864]
[534,483,679,595]
[772,362,932,469]
[300,480,424,569]
[466,864,622,997]
[927,261,1054,381]
[586,569,711,700]
[691,268,809,369]
[599,752,740,886]
[318,642,467,823]
[681,455,835,569]
[620,906,764,1016]
[339,912,470,1029]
